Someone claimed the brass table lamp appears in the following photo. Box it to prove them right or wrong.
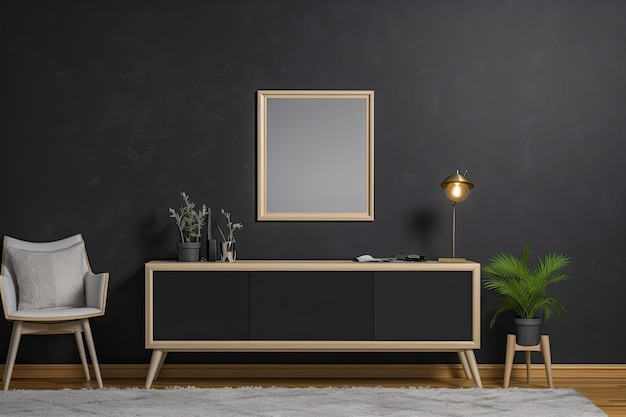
[438,170,474,263]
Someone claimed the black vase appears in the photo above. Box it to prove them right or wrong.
[206,239,218,262]
[514,317,542,346]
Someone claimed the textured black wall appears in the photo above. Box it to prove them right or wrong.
[1,1,625,366]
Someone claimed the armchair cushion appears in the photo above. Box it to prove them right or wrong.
[7,241,86,310]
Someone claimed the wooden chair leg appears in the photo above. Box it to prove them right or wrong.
[540,335,554,388]
[457,351,472,379]
[503,334,516,388]
[3,321,23,391]
[74,330,91,381]
[81,319,103,388]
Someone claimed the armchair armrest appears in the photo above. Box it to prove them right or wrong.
[0,274,17,318]
[85,272,109,312]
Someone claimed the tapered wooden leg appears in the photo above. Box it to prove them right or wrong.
[464,350,482,388]
[154,351,168,381]
[540,335,554,388]
[74,331,91,381]
[3,321,23,391]
[525,351,532,383]
[457,351,472,379]
[503,334,516,388]
[81,319,103,388]
[146,350,164,389]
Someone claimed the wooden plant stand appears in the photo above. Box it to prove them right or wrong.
[503,334,553,388]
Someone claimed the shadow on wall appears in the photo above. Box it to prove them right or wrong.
[410,208,440,256]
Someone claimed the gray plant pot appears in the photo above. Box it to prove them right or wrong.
[514,317,542,346]
[177,242,201,262]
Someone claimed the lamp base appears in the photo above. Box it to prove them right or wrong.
[438,257,467,263]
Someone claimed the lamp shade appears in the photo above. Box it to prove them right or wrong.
[441,171,474,204]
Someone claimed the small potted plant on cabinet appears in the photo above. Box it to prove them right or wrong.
[217,208,243,262]
[169,192,210,262]
[482,242,571,345]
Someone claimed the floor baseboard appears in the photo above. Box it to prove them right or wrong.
[2,363,626,380]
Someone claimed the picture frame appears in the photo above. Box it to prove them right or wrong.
[257,90,374,221]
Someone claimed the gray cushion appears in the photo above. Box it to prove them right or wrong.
[7,241,86,310]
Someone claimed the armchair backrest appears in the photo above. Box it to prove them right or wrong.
[0,234,92,317]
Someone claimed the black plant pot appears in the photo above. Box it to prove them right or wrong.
[514,317,542,346]
[177,242,201,262]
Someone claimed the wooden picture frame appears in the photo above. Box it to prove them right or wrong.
[257,90,374,221]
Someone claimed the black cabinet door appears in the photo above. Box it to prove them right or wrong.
[373,271,473,341]
[250,271,373,340]
[152,271,249,341]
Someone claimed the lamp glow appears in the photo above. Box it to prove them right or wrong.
[445,182,470,203]
[439,170,474,262]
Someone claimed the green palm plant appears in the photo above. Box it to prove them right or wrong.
[482,242,571,329]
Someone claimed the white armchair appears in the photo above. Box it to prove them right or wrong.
[0,234,109,390]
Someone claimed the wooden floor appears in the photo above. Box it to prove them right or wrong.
[6,375,626,417]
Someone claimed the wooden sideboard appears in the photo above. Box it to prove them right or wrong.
[145,260,482,388]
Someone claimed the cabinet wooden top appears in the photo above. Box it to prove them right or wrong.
[146,260,479,272]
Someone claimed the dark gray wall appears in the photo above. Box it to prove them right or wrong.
[1,1,625,366]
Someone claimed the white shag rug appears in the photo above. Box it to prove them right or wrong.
[0,386,606,417]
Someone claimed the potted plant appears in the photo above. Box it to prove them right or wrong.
[482,242,571,345]
[169,192,210,262]
[217,208,243,262]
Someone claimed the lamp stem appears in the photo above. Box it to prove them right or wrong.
[452,203,456,259]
